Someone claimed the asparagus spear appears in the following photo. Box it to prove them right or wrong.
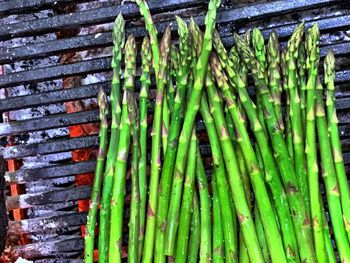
[98,14,125,263]
[192,19,238,261]
[138,36,152,259]
[315,67,350,263]
[199,92,238,261]
[320,196,337,263]
[297,44,307,131]
[210,54,287,263]
[254,205,269,262]
[205,70,263,262]
[251,29,268,135]
[162,94,170,155]
[196,148,212,263]
[285,24,310,218]
[236,145,250,263]
[128,91,140,263]
[84,89,109,263]
[142,26,172,262]
[175,132,198,263]
[109,34,137,263]
[135,0,159,75]
[167,47,176,115]
[187,192,200,263]
[281,49,294,160]
[213,31,298,263]
[212,173,224,263]
[267,31,284,132]
[154,17,190,262]
[324,49,350,240]
[164,0,221,254]
[304,24,327,263]
[234,32,316,263]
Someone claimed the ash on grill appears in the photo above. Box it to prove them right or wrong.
[0,0,349,261]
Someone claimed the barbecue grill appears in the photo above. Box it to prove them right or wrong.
[0,0,349,261]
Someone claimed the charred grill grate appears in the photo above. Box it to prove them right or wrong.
[0,0,349,261]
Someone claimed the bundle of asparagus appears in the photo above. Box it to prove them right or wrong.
[84,0,350,262]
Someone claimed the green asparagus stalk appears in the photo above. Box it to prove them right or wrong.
[128,92,140,263]
[199,92,238,262]
[175,132,198,263]
[162,94,170,155]
[213,32,298,263]
[84,89,109,263]
[254,205,270,262]
[135,0,159,75]
[237,145,250,263]
[304,24,327,263]
[285,24,310,217]
[212,173,225,263]
[138,36,152,259]
[109,34,137,263]
[133,4,169,259]
[252,29,268,135]
[320,197,337,263]
[205,70,263,262]
[297,44,307,131]
[187,192,200,263]
[239,238,249,263]
[142,26,172,262]
[98,14,125,263]
[192,20,238,261]
[210,54,287,263]
[154,17,190,262]
[167,47,176,115]
[267,31,284,132]
[315,69,350,263]
[324,49,350,240]
[164,0,221,254]
[196,148,212,263]
[234,32,316,263]
[225,106,236,146]
[281,49,294,160]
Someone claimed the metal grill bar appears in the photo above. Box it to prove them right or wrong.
[0,0,203,41]
[5,160,96,184]
[6,185,91,210]
[1,13,349,88]
[0,0,94,15]
[0,109,99,136]
[0,1,346,65]
[1,135,99,160]
[8,211,87,235]
[0,82,109,113]
[0,57,111,89]
[13,237,84,259]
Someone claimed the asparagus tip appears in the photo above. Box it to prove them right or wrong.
[252,28,265,49]
[324,49,335,87]
[98,89,108,119]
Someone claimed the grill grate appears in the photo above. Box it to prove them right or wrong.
[0,0,349,261]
